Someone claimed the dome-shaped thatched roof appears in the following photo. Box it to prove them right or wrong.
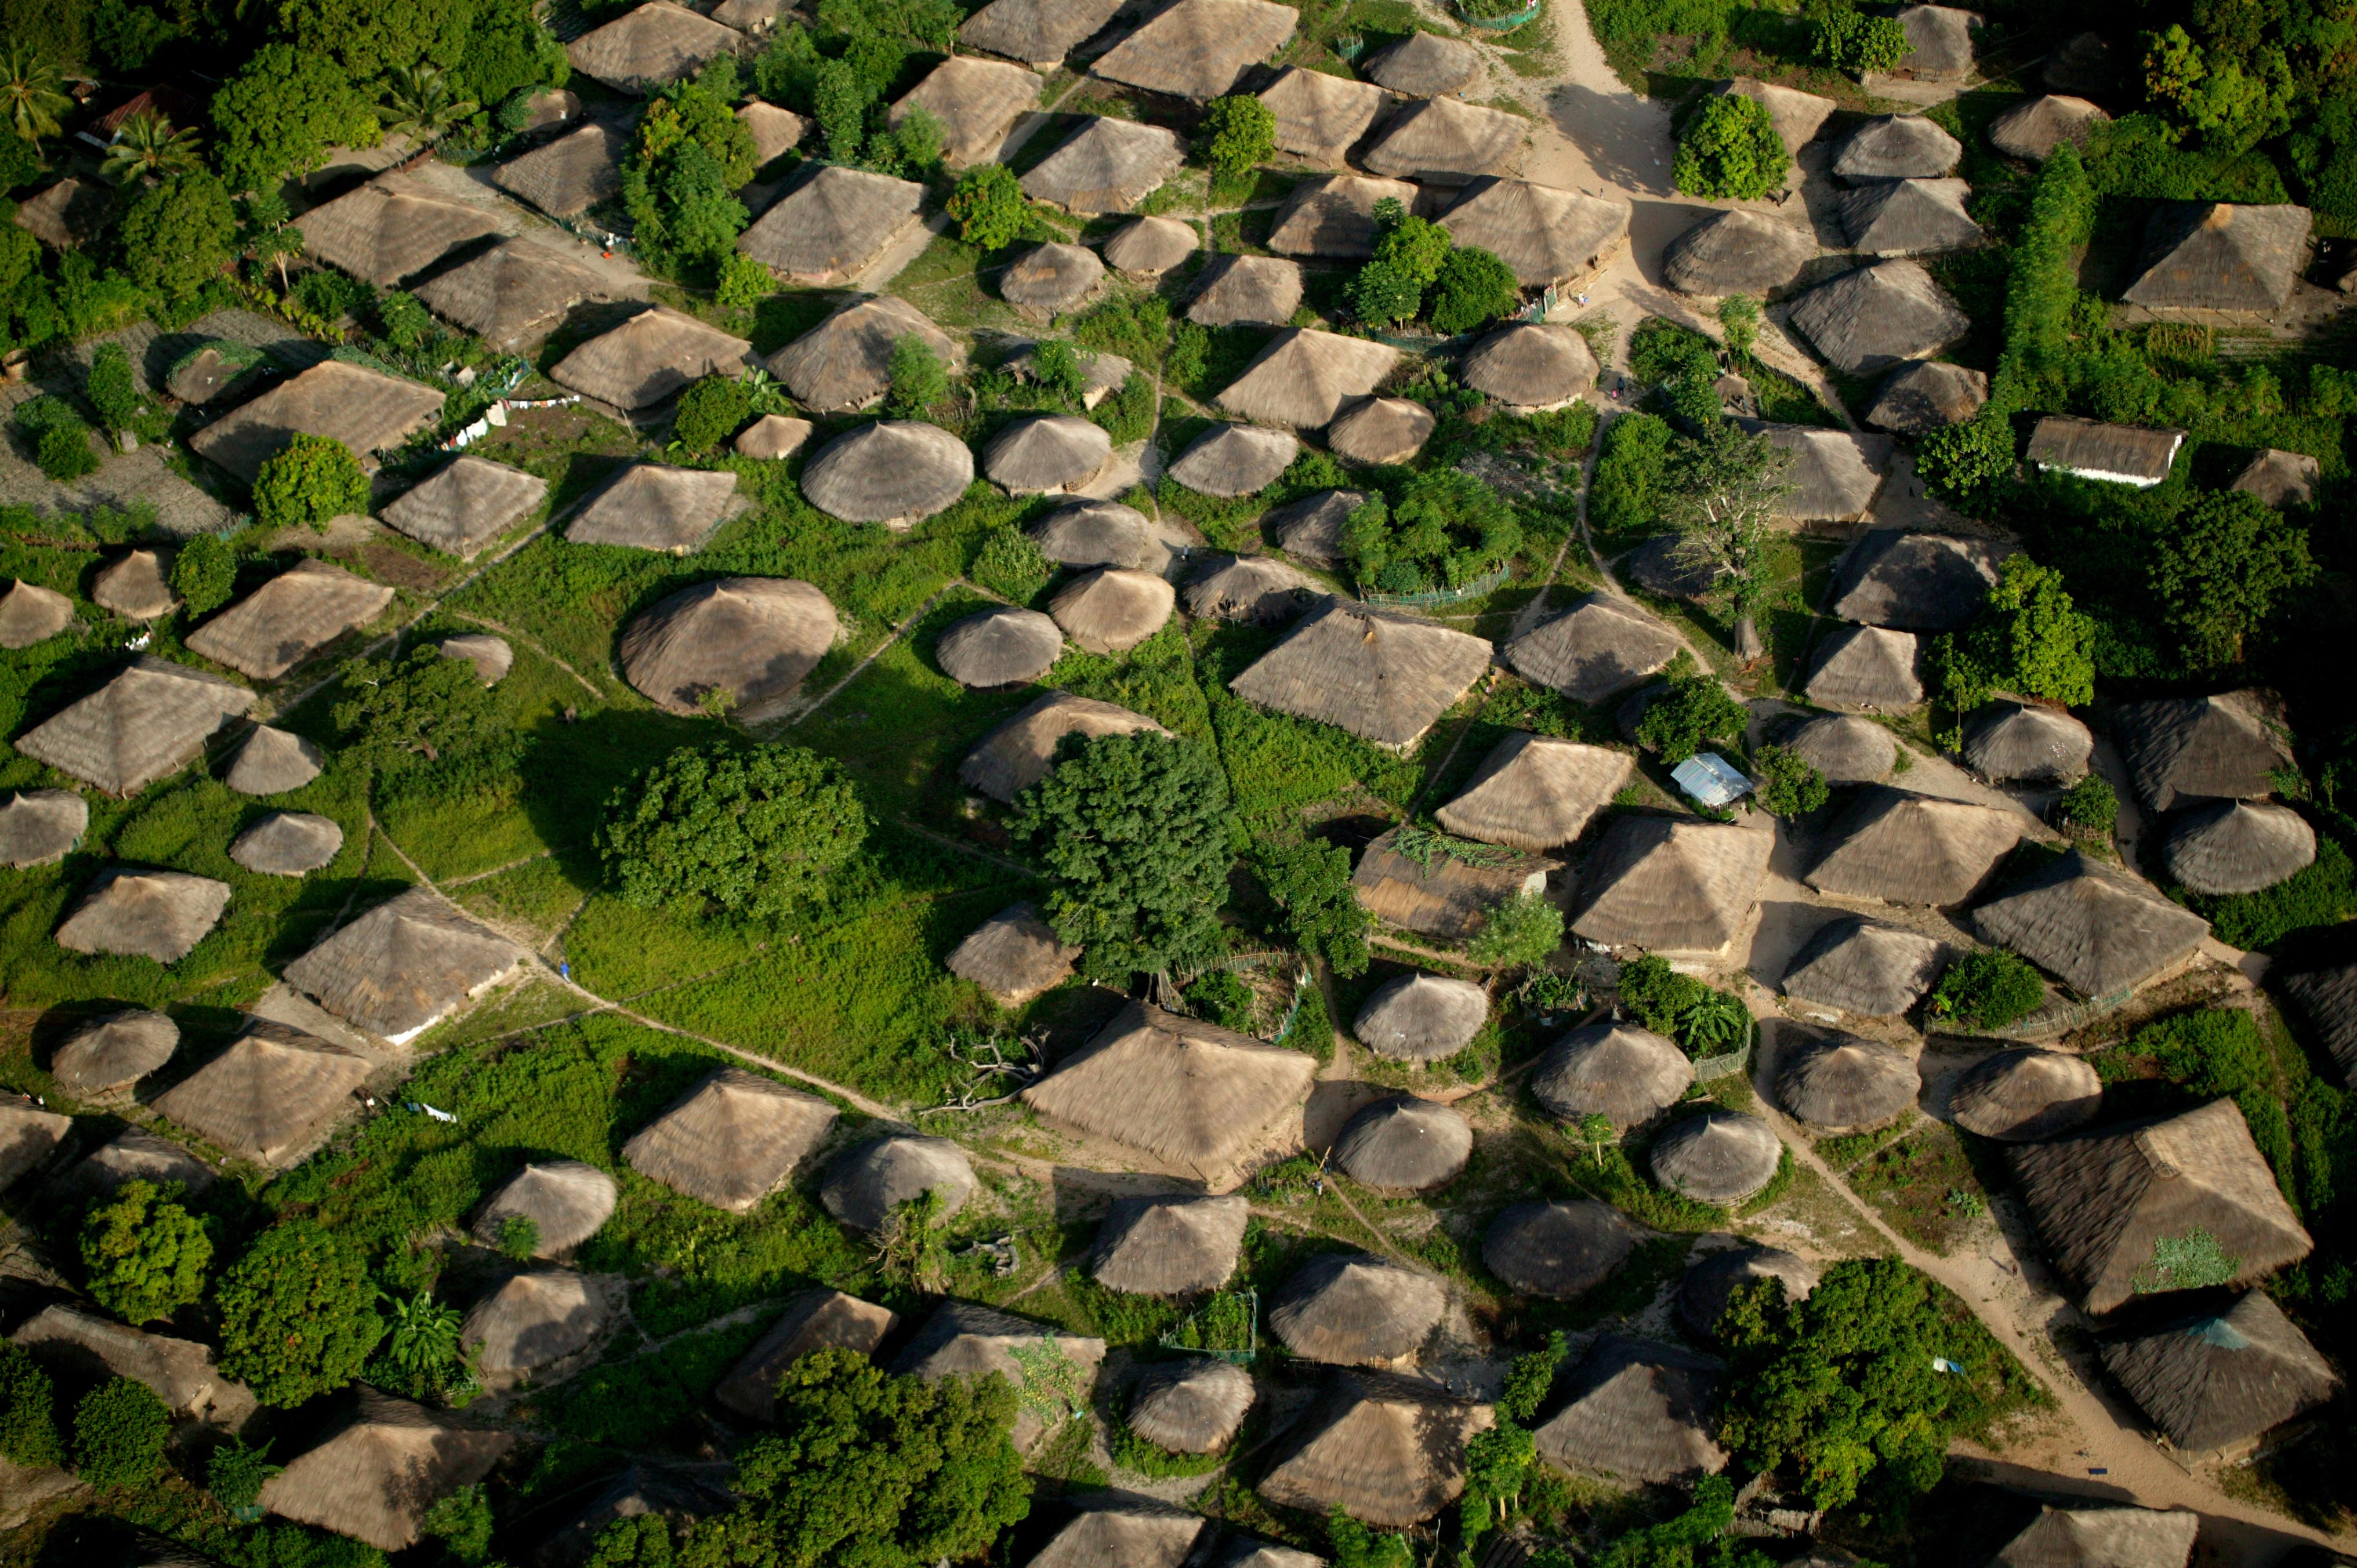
[1257,1372,1493,1528]
[1437,732,1631,854]
[227,725,323,797]
[1215,327,1399,427]
[0,789,86,868]
[472,1160,618,1257]
[1531,1021,1692,1130]
[1329,397,1437,465]
[1267,173,1423,257]
[93,549,176,620]
[1789,259,1970,375]
[438,633,512,687]
[1505,592,1681,703]
[622,1068,839,1215]
[1032,498,1151,568]
[462,1269,610,1381]
[959,0,1125,68]
[1184,554,1318,625]
[1567,815,1773,957]
[1267,487,1372,567]
[565,0,741,92]
[1678,1243,1818,1340]
[1775,1030,1920,1131]
[1532,1334,1728,1483]
[1865,360,1988,433]
[1234,599,1493,749]
[984,414,1111,495]
[1805,625,1924,710]
[284,885,525,1041]
[1102,215,1198,277]
[1833,114,1961,182]
[1000,241,1104,320]
[1126,1359,1254,1454]
[1963,700,2093,784]
[1089,0,1299,100]
[153,1017,371,1168]
[1781,713,1896,784]
[17,656,253,799]
[59,1127,215,1203]
[767,293,968,413]
[1804,787,2024,906]
[57,868,230,964]
[382,456,548,560]
[1651,1109,1783,1203]
[892,1301,1107,1452]
[1270,1252,1446,1364]
[946,899,1079,1004]
[715,1288,899,1421]
[1781,914,1948,1016]
[1168,423,1297,496]
[737,415,813,460]
[50,1008,177,1097]
[1439,177,1631,288]
[1091,1193,1250,1295]
[821,1134,977,1232]
[935,608,1064,689]
[0,579,72,648]
[2112,690,2290,813]
[260,1389,515,1550]
[1022,117,1186,213]
[1353,972,1490,1062]
[802,421,974,524]
[186,558,396,681]
[1333,1096,1472,1192]
[2099,1289,2339,1453]
[230,811,345,876]
[1991,1505,2200,1568]
[2162,800,2315,895]
[1828,530,2013,631]
[1365,28,1480,95]
[1973,849,2210,997]
[1460,322,1600,409]
[1049,567,1174,655]
[1989,93,2109,161]
[568,463,748,553]
[1485,1200,1645,1298]
[1259,70,1391,168]
[1361,96,1529,184]
[1952,1047,2102,1141]
[960,689,1171,801]
[1662,208,1816,296]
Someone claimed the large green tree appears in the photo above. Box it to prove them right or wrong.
[117,172,236,312]
[333,641,503,771]
[253,433,371,532]
[599,743,871,922]
[1673,94,1788,200]
[1933,554,2098,708]
[1656,418,1793,622]
[2149,490,2316,668]
[81,1179,212,1326]
[1255,840,1369,977]
[215,1221,385,1407]
[211,44,380,191]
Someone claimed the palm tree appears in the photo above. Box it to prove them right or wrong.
[101,111,201,186]
[0,49,71,143]
[378,64,477,144]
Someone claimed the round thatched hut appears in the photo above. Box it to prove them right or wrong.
[0,789,87,868]
[1268,1252,1446,1364]
[1988,95,2109,161]
[1482,1200,1644,1298]
[801,420,975,524]
[1256,1372,1493,1529]
[226,726,324,796]
[1126,1358,1255,1454]
[1775,1032,1921,1131]
[1032,499,1151,569]
[1780,713,1896,785]
[93,550,177,619]
[1530,1021,1692,1130]
[1950,1047,2102,1141]
[1000,241,1105,320]
[621,577,839,720]
[1650,1110,1783,1204]
[1166,423,1297,496]
[1188,254,1305,327]
[462,1270,610,1384]
[1047,567,1174,654]
[50,1009,177,1097]
[982,413,1112,495]
[1091,1193,1250,1295]
[960,690,1172,801]
[821,1134,977,1233]
[1678,1243,1818,1341]
[1805,625,1924,711]
[935,607,1064,688]
[0,579,72,649]
[1332,1097,1473,1192]
[472,1160,619,1256]
[229,811,346,876]
[1459,322,1599,410]
[1328,398,1436,465]
[1962,699,2093,784]
[2098,1290,2338,1453]
[1102,215,1198,278]
[944,900,1080,1003]
[1184,554,1318,625]
[438,633,512,686]
[2162,801,2316,895]
[1354,972,1489,1062]
[1832,114,1961,182]
[1024,1500,1206,1568]
[1781,914,1948,1017]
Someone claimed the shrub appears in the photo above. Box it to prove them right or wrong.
[1811,9,1908,75]
[2057,775,2116,836]
[35,420,99,481]
[1350,259,1425,328]
[1589,412,1671,533]
[86,342,140,434]
[216,1220,386,1407]
[1635,673,1747,763]
[717,250,773,310]
[1372,204,1451,286]
[294,266,369,322]
[2189,833,2357,950]
[945,162,1027,250]
[1627,318,1716,390]
[81,1179,212,1326]
[253,433,369,532]
[0,1341,61,1469]
[969,524,1055,601]
[1255,839,1370,977]
[1343,469,1519,593]
[1616,954,1749,1054]
[1187,969,1256,1032]
[118,172,237,310]
[172,532,237,616]
[207,1438,281,1510]
[495,1215,540,1261]
[1916,408,2014,496]
[1674,93,1788,199]
[422,1485,495,1564]
[1028,339,1087,405]
[1932,557,2097,710]
[599,743,871,922]
[1751,744,1827,816]
[892,105,945,172]
[887,333,950,416]
[2148,490,2316,668]
[1428,245,1521,335]
[1927,950,2045,1030]
[71,1378,170,1491]
[1470,890,1564,971]
[374,289,433,350]
[672,374,751,452]
[332,643,503,772]
[1202,93,1275,177]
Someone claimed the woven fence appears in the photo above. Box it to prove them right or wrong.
[1361,564,1510,609]
[1982,985,2136,1042]
[1459,0,1544,28]
[1692,1044,1750,1082]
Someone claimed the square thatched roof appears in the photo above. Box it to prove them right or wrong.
[1361,97,1529,184]
[14,656,252,797]
[1214,327,1399,427]
[492,121,629,219]
[2123,203,2312,313]
[739,164,926,285]
[188,360,445,484]
[2025,416,2185,487]
[1267,174,1427,259]
[766,293,969,413]
[1532,1334,1728,1484]
[565,462,748,554]
[186,558,396,681]
[1230,598,1492,749]
[2098,1290,2338,1453]
[567,1,745,94]
[1804,786,2024,906]
[1990,1505,2199,1568]
[57,868,230,964]
[550,306,754,411]
[1436,732,1633,852]
[1021,116,1186,214]
[1805,624,1923,710]
[893,1301,1108,1452]
[1568,814,1772,956]
[889,56,1043,168]
[293,177,503,288]
[284,885,527,1041]
[1972,848,2210,997]
[380,455,549,559]
[1662,207,1818,296]
[0,1094,71,1190]
[1439,177,1632,288]
[1353,826,1556,940]
[1786,259,1970,375]
[1827,530,2013,630]
[715,1290,900,1421]
[259,1389,516,1549]
[1258,68,1391,165]
[622,1065,839,1211]
[1836,177,1982,256]
[1502,592,1680,703]
[959,0,1125,67]
[414,237,618,352]
[1089,0,1299,100]
[153,1017,374,1167]
[1257,1372,1493,1528]
[14,177,111,249]
[1733,420,1892,521]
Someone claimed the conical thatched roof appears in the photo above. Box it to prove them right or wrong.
[1333,1096,1473,1192]
[620,576,837,718]
[1267,487,1372,567]
[1000,241,1104,321]
[1865,360,1988,433]
[1839,176,1983,255]
[1974,850,2210,997]
[1022,117,1187,214]
[893,1301,1107,1450]
[821,1133,977,1232]
[622,1067,836,1213]
[565,0,742,93]
[2099,1290,2340,1452]
[230,811,345,876]
[1662,208,1816,296]
[1366,30,1481,95]
[437,633,512,687]
[12,1304,247,1420]
[1963,700,2093,784]
[985,414,1111,494]
[960,689,1171,801]
[463,1270,609,1380]
[1270,1252,1446,1364]
[293,177,502,286]
[947,899,1079,1004]
[1437,732,1631,852]
[1168,422,1297,495]
[1805,787,2023,906]
[2279,959,2357,1083]
[1353,972,1490,1062]
[1782,914,1947,1016]
[492,121,627,218]
[802,421,974,524]
[1829,531,2011,631]
[1776,1030,1919,1131]
[1952,1047,2102,1141]
[57,868,229,964]
[1460,322,1599,409]
[1532,1021,1692,1130]
[1679,1244,1818,1340]
[412,238,612,352]
[1737,421,1891,521]
[1216,328,1397,428]
[0,1095,71,1190]
[1789,260,1970,375]
[1103,214,1198,277]
[1805,625,1923,710]
[737,414,812,460]
[260,1388,515,1549]
[0,789,86,867]
[93,550,176,620]
[1504,593,1680,703]
[226,725,322,796]
[538,1465,734,1566]
[767,293,968,413]
[0,580,71,648]
[1534,1335,1728,1483]
[1567,815,1772,956]
[1185,554,1319,625]
[1782,713,1896,784]
[1441,177,1631,288]
[1484,1200,1645,1298]
[1361,96,1528,184]
[2162,800,2315,895]
[186,558,394,682]
[1048,567,1175,654]
[1259,69,1390,165]
[1259,1371,1491,1527]
[1092,1193,1250,1295]
[1718,76,1836,153]
[1833,114,1961,182]
[1231,598,1491,749]
[2113,691,2290,812]
[1328,397,1436,464]
[1269,175,1424,260]
[1990,1505,2199,1568]
[739,165,925,284]
[1892,4,1975,77]
[1190,255,1307,329]
[381,455,548,560]
[1031,498,1150,568]
[891,56,1042,168]
[59,1127,216,1202]
[738,100,806,164]
[2124,203,2312,313]
[153,1017,371,1167]
[51,1008,176,1097]
[715,1288,900,1420]
[551,307,752,410]
[1029,1498,1209,1568]
[1989,95,2109,162]
[936,607,1065,689]
[2230,448,2320,508]
[188,360,443,483]
[285,886,525,1041]
[472,1160,618,1256]
[1126,1359,1255,1453]
[1089,0,1297,99]
[1024,1001,1317,1186]
[959,0,1124,68]
[2043,30,2116,92]
[14,176,110,248]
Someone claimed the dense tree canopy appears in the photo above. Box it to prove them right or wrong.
[1673,94,1787,199]
[215,1221,385,1407]
[599,743,871,922]
[2149,490,2316,668]
[1656,419,1792,614]
[81,1179,212,1325]
[117,172,235,312]
[253,433,370,532]
[211,44,381,191]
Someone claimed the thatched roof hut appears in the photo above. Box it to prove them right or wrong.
[2113,691,2290,812]
[1190,255,1307,329]
[1504,593,1680,704]
[414,238,614,352]
[738,165,924,285]
[960,0,1125,69]
[1352,829,1555,940]
[1460,322,1598,409]
[0,789,86,868]
[2099,1289,2339,1453]
[1989,95,2110,161]
[768,293,968,413]
[463,1270,610,1382]
[821,1133,977,1232]
[1031,498,1149,568]
[186,559,393,682]
[1333,1096,1473,1192]
[551,307,753,410]
[565,1,742,93]
[1805,787,2023,906]
[1776,1030,1919,1131]
[437,633,512,687]
[1328,397,1436,464]
[1270,1252,1446,1364]
[153,1017,371,1167]
[1484,1200,1645,1298]
[382,456,547,560]
[1963,700,2093,784]
[1257,1372,1492,1527]
[1782,914,1946,1016]
[0,580,71,648]
[985,414,1111,494]
[1533,1335,1727,1483]
[0,1095,71,1190]
[57,868,229,964]
[1788,260,1970,375]
[1437,732,1630,853]
[17,656,252,797]
[12,1304,248,1421]
[230,811,345,876]
[260,1388,514,1549]
[1892,4,1975,78]
[2279,958,2357,1083]
[1661,208,1816,297]
[13,177,110,248]
[1048,567,1175,655]
[1027,1498,1209,1568]
[1000,242,1105,322]
[960,689,1171,801]
[1267,487,1371,567]
[937,607,1065,690]
[51,1009,176,1098]
[1089,0,1297,100]
[188,360,443,484]
[538,1466,734,1566]
[715,1289,899,1421]
[93,550,176,620]
[622,1067,836,1213]
[226,725,324,797]
[1829,531,2011,631]
[492,122,627,218]
[1441,177,1631,288]
[1127,1359,1255,1453]
[1216,329,1398,430]
[285,885,524,1041]
[1022,117,1187,214]
[738,101,806,164]
[891,56,1042,168]
[1168,422,1297,495]
[2231,448,2320,508]
[1952,1047,2102,1141]
[58,1127,215,1202]
[1718,77,1836,153]
[1103,214,1198,277]
[2025,416,2185,486]
[1567,815,1772,957]
[1833,114,1961,182]
[1736,421,1891,521]
[2163,800,2315,895]
[1651,1109,1783,1203]
[1532,1019,1691,1130]
[1215,1544,1326,1568]
[1781,713,1895,784]
[947,900,1080,1004]
[1232,599,1491,749]
[1837,177,1983,255]
[2123,203,2312,313]
[1267,175,1423,260]
[1805,625,1923,710]
[1865,360,1988,434]
[801,421,974,525]
[1261,70,1391,168]
[1185,554,1318,625]
[1989,1505,2199,1568]
[1023,1001,1317,1186]
[737,414,812,460]
[1621,533,1724,601]
[1974,850,2210,997]
[1091,1193,1250,1294]
[893,1301,1106,1451]
[472,1160,618,1256]
[621,576,837,718]
[1366,30,1481,96]
[293,177,502,286]
[1679,1244,1817,1340]
[1361,96,1528,184]
[1353,972,1489,1062]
